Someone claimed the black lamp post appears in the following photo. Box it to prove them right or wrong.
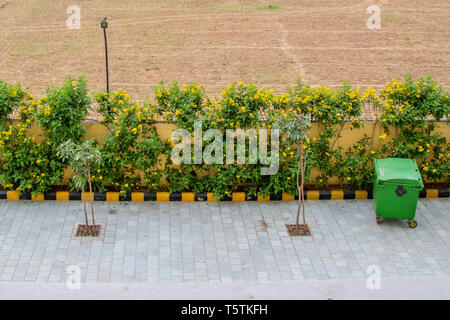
[100,17,109,93]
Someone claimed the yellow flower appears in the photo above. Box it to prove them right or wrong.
[240,107,246,112]
[36,159,41,164]
[347,177,352,181]
[175,109,181,116]
[379,133,387,140]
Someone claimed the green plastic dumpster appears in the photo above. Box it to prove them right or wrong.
[373,158,424,228]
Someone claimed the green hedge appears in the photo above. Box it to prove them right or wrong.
[0,75,448,199]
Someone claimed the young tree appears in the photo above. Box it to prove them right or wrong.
[58,139,101,236]
[274,109,311,235]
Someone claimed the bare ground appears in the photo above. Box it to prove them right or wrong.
[0,0,449,119]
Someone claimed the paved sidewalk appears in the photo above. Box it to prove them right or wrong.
[0,199,448,293]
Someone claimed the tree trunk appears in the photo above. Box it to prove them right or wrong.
[87,167,95,227]
[301,147,306,226]
[295,158,301,227]
[81,187,89,229]
[295,140,305,227]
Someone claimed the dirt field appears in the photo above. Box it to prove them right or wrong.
[0,0,449,107]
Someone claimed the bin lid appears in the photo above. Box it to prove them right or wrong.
[374,158,423,186]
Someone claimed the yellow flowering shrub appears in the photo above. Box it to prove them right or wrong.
[0,75,448,197]
[0,80,28,127]
[153,82,205,131]
[0,123,64,195]
[375,76,449,182]
[97,94,164,194]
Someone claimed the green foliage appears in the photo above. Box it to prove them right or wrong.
[0,123,64,195]
[258,165,298,197]
[378,76,449,128]
[97,98,164,194]
[0,80,28,128]
[336,136,377,189]
[272,80,366,187]
[153,82,205,131]
[21,76,91,145]
[215,82,273,129]
[57,139,101,191]
[95,88,133,124]
[273,109,311,143]
[165,165,198,193]
[0,77,92,195]
[0,76,448,198]
[374,76,450,183]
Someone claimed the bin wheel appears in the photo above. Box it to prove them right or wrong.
[408,220,417,228]
[376,216,382,224]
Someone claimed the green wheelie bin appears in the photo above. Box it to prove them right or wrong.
[373,158,424,228]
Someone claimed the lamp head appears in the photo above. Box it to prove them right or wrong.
[101,17,108,29]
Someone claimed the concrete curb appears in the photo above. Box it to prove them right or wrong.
[0,189,448,202]
[0,276,449,300]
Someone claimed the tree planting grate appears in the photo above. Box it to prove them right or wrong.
[285,224,311,236]
[75,224,102,237]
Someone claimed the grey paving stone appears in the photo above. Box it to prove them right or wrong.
[0,199,448,283]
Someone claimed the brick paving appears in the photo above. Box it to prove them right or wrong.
[0,199,448,283]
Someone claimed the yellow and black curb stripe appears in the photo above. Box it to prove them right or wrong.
[0,189,448,202]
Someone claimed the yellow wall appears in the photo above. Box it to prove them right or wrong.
[7,120,450,184]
